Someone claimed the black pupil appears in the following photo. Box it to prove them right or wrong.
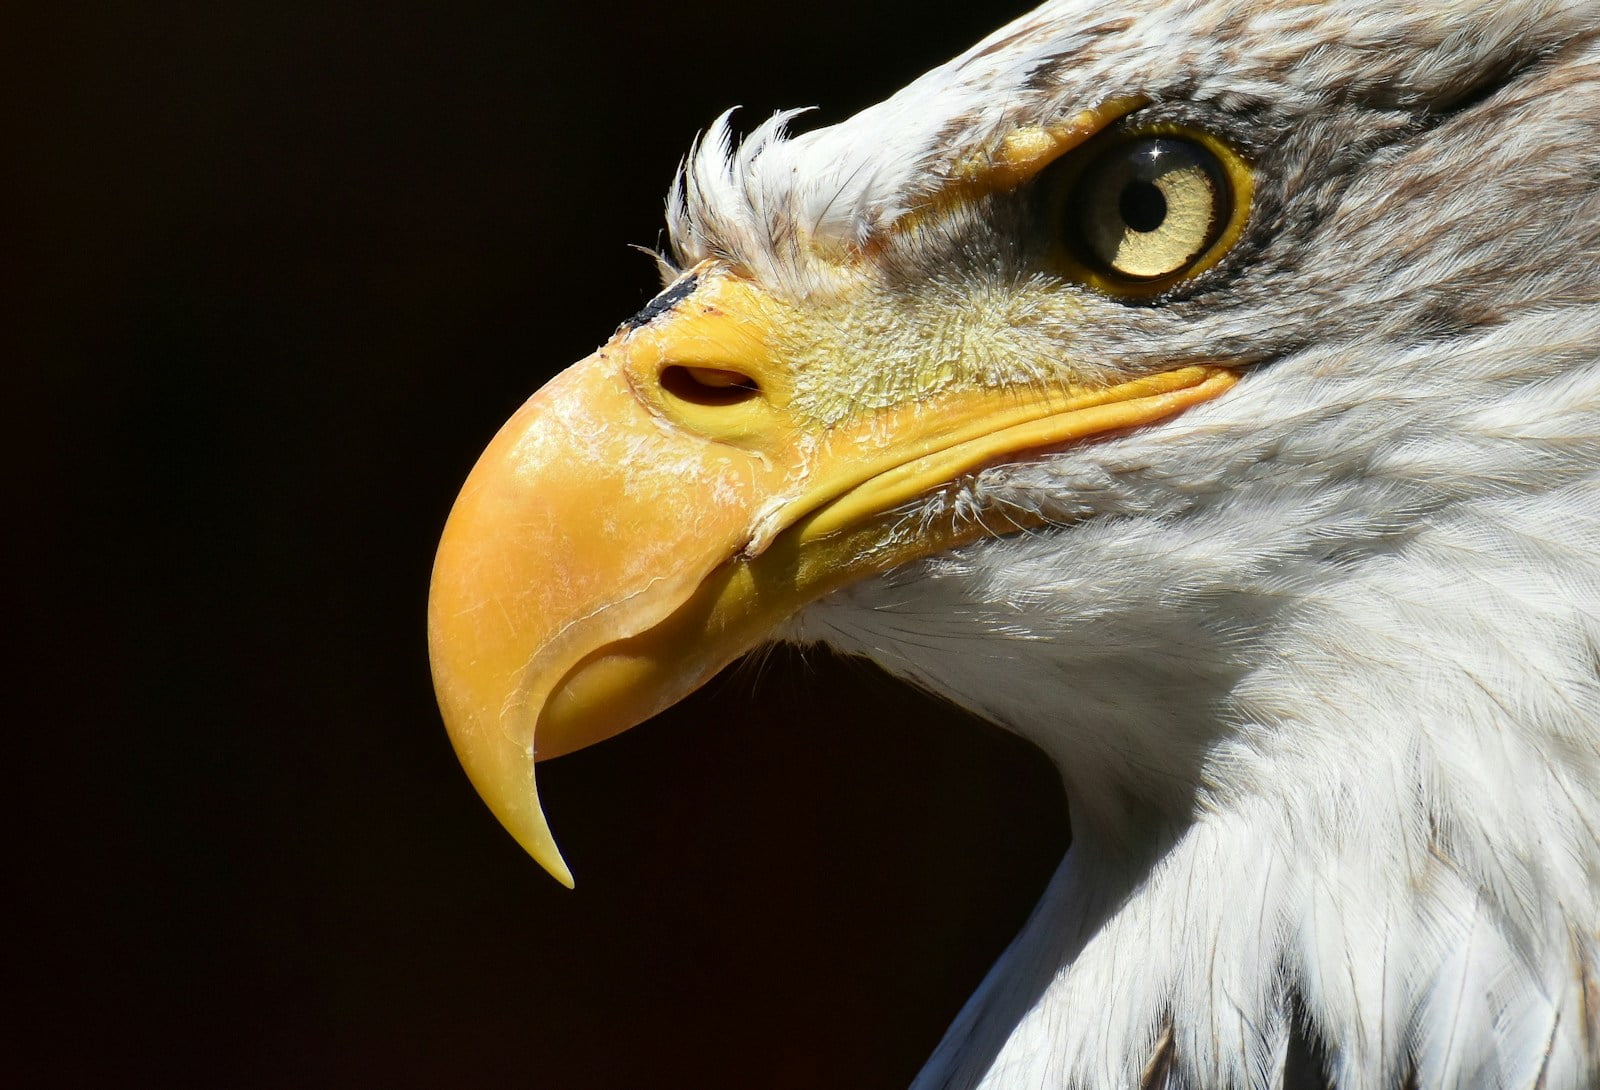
[1120,180,1166,232]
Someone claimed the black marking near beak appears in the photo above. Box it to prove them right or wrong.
[619,272,700,333]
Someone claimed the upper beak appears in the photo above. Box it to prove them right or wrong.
[427,267,1235,884]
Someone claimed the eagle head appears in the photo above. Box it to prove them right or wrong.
[428,2,1600,1085]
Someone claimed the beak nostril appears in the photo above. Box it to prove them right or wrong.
[660,365,762,407]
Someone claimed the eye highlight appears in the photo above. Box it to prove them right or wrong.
[1050,124,1251,294]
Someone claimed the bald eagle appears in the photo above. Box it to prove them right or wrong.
[428,2,1600,1086]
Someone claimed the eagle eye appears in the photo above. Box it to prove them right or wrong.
[1052,125,1251,295]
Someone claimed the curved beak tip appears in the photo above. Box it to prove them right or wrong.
[427,570,578,890]
[484,759,576,889]
[534,837,577,891]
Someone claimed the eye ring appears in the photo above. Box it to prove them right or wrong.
[1051,123,1252,296]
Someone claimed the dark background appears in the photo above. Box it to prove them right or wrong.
[13,2,1070,1086]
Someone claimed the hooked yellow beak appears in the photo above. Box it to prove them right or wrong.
[427,267,1235,885]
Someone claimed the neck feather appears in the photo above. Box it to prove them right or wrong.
[796,315,1600,1087]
